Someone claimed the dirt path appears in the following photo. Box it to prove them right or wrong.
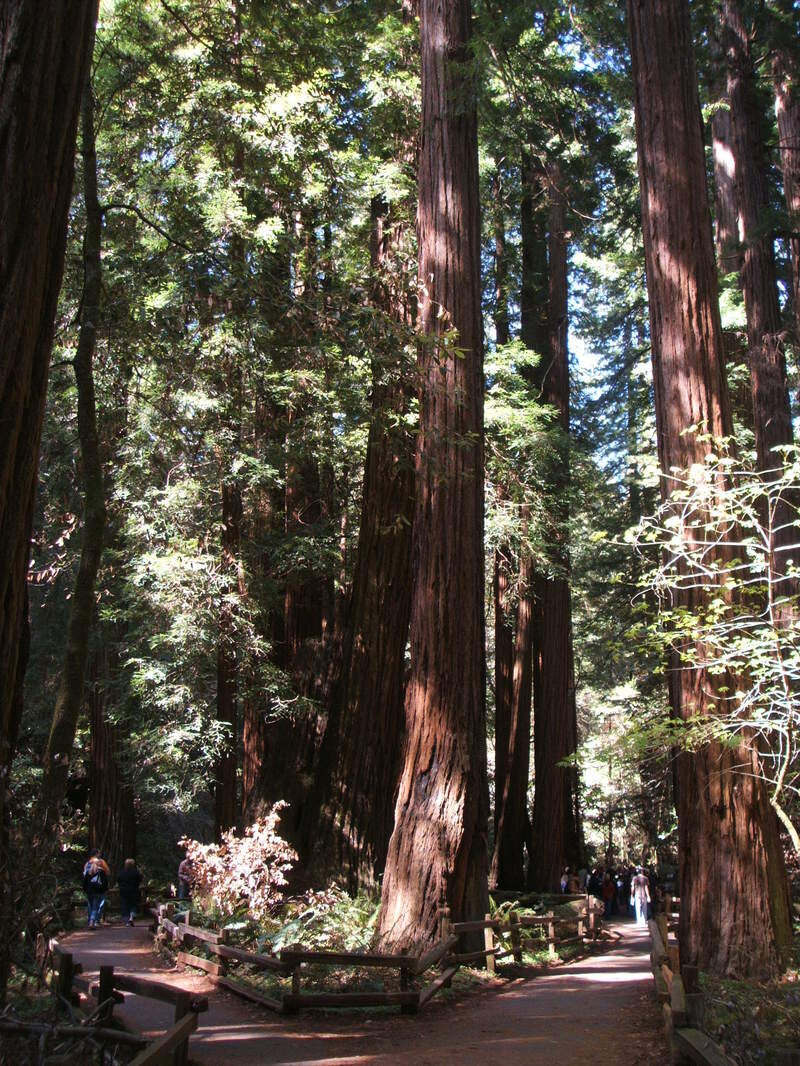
[63,919,666,1064]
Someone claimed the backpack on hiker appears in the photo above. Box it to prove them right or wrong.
[83,862,108,894]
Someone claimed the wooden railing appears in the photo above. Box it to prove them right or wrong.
[648,916,737,1066]
[153,897,602,1015]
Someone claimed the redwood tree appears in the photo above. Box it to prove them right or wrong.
[41,70,107,833]
[305,193,415,891]
[376,0,488,947]
[0,0,98,999]
[628,0,791,978]
[528,165,580,890]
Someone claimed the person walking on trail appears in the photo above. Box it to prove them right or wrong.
[177,854,193,900]
[82,849,110,928]
[630,867,651,926]
[117,858,142,927]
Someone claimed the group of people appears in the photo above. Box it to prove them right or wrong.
[559,863,654,926]
[82,850,142,928]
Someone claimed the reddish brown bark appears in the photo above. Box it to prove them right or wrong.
[723,0,793,469]
[770,0,800,345]
[528,167,580,889]
[708,26,743,275]
[628,0,791,978]
[0,0,98,999]
[492,526,533,891]
[304,195,415,892]
[377,0,488,948]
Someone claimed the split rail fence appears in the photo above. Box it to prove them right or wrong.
[154,896,604,1016]
[18,941,208,1066]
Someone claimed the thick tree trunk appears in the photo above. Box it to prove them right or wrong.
[628,0,791,979]
[41,73,107,831]
[303,194,415,893]
[770,0,800,345]
[377,0,488,949]
[88,650,136,872]
[723,0,794,580]
[528,167,580,889]
[0,0,98,1001]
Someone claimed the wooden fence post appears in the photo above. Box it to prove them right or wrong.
[439,905,452,942]
[509,912,522,963]
[98,965,115,1022]
[656,913,668,947]
[547,912,556,961]
[55,952,74,1008]
[484,915,495,975]
[172,991,192,1066]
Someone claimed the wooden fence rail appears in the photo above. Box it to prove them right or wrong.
[647,919,737,1066]
[155,895,602,1015]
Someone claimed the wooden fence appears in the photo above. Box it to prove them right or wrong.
[648,915,739,1066]
[34,942,207,1066]
[154,897,602,1016]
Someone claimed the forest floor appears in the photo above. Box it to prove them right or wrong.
[62,918,666,1064]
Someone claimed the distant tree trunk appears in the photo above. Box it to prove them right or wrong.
[722,0,794,589]
[490,181,518,890]
[628,0,791,979]
[492,550,514,867]
[377,0,488,948]
[0,0,97,1001]
[708,26,742,275]
[41,71,107,832]
[492,518,532,891]
[770,0,800,345]
[303,194,415,892]
[88,649,136,872]
[215,481,242,838]
[528,166,580,889]
[493,171,510,348]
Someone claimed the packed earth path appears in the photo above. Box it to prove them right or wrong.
[62,918,667,1064]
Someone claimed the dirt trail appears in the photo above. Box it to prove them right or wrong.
[63,918,666,1064]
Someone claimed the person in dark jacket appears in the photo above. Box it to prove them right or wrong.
[82,850,110,928]
[117,858,142,927]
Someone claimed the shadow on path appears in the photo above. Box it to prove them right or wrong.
[63,917,666,1064]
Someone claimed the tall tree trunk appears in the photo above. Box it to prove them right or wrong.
[770,0,800,346]
[303,195,415,892]
[41,72,107,831]
[0,0,98,1001]
[215,481,242,837]
[492,550,514,864]
[722,0,794,497]
[492,519,533,890]
[493,171,510,348]
[528,166,580,889]
[708,26,743,275]
[377,0,488,948]
[88,648,136,872]
[627,0,791,979]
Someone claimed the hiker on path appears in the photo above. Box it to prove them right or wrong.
[177,854,193,900]
[82,849,110,928]
[630,867,651,926]
[117,858,142,927]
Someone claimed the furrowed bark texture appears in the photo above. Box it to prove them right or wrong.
[41,72,107,832]
[771,0,800,345]
[528,167,580,890]
[0,0,97,1000]
[305,195,415,892]
[628,0,791,979]
[722,0,794,491]
[377,0,488,948]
